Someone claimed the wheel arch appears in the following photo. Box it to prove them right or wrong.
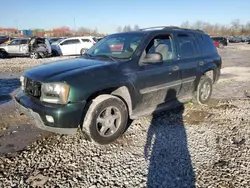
[202,64,219,84]
[85,86,133,117]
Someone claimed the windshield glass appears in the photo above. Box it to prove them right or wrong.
[87,33,144,59]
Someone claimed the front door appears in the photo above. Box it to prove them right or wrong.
[7,39,20,54]
[134,34,181,111]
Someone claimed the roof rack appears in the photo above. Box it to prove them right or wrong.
[139,26,204,33]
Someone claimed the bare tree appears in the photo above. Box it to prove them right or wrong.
[116,26,122,33]
[134,24,140,30]
[180,21,190,28]
[122,25,132,32]
[180,19,250,36]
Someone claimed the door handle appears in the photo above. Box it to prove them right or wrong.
[199,61,204,66]
[172,66,179,71]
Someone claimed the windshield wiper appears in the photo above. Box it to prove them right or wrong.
[93,54,116,61]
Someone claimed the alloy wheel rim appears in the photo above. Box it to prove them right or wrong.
[31,52,37,59]
[96,106,121,137]
[200,82,211,101]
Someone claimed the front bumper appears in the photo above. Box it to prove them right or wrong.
[15,91,86,135]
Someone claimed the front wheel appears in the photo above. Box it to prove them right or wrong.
[192,75,213,105]
[0,51,7,59]
[82,94,128,145]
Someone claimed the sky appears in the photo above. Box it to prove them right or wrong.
[1,0,250,33]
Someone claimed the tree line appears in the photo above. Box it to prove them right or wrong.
[115,20,250,36]
[43,19,250,37]
[180,19,250,36]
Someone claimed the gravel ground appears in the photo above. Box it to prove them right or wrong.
[0,43,250,187]
[0,56,76,73]
[0,99,249,187]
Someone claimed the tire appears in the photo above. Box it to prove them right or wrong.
[30,52,39,59]
[80,48,88,56]
[192,75,213,105]
[82,94,128,145]
[0,51,7,59]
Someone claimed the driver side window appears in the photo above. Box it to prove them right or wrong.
[145,35,175,61]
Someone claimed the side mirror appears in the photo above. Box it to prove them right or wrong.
[141,52,163,64]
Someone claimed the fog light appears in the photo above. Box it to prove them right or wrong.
[46,115,54,123]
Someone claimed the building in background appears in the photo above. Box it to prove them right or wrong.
[52,27,71,37]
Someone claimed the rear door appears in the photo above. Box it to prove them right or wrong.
[18,39,28,54]
[175,33,201,98]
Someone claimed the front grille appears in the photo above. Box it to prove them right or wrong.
[24,77,41,98]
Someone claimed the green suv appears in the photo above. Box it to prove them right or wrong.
[15,26,221,144]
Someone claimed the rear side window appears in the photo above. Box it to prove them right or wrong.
[20,39,28,44]
[61,39,80,45]
[177,34,199,59]
[196,34,217,55]
[82,39,91,42]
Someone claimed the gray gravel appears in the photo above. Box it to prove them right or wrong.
[0,99,249,187]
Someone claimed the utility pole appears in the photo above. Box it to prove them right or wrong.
[74,17,76,36]
[14,19,19,36]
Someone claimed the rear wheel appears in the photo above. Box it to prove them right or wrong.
[219,43,224,48]
[30,52,39,59]
[80,48,88,56]
[82,94,128,145]
[192,75,213,105]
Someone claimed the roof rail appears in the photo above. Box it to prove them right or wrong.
[139,26,204,33]
[139,26,172,31]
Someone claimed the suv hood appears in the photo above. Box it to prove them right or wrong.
[23,57,111,82]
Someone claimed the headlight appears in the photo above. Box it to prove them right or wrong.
[40,83,70,104]
[20,75,25,90]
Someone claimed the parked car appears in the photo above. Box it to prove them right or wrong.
[229,36,242,43]
[211,37,228,47]
[0,38,29,58]
[15,26,221,144]
[28,37,52,59]
[0,37,51,59]
[51,36,97,56]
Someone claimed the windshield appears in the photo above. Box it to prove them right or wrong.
[87,33,144,59]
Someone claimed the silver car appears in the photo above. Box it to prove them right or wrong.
[0,38,29,58]
[0,37,52,59]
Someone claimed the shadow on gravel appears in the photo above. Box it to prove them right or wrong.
[144,89,195,188]
[0,78,20,105]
